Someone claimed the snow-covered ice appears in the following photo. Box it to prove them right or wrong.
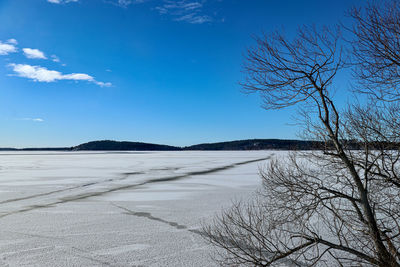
[0,150,276,266]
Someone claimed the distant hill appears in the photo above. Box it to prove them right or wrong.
[72,140,181,151]
[0,139,328,151]
[0,148,18,151]
[183,139,320,151]
[71,139,321,151]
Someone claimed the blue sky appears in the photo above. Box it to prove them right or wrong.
[0,0,362,147]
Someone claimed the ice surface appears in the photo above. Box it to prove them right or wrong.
[0,151,277,266]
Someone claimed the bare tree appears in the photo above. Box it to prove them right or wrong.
[202,3,400,266]
[349,0,400,101]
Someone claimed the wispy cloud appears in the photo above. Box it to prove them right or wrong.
[7,39,18,45]
[155,0,212,24]
[49,0,147,6]
[8,64,112,87]
[51,55,60,62]
[23,48,47,59]
[174,12,211,24]
[47,0,218,24]
[106,0,149,8]
[0,40,18,55]
[18,118,44,122]
[47,0,78,3]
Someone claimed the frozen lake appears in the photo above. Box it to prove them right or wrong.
[0,151,276,266]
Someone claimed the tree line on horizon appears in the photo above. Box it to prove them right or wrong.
[1,139,398,151]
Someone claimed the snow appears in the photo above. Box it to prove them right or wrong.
[0,151,275,266]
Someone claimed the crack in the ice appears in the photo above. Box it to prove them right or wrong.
[1,230,64,240]
[111,203,187,230]
[0,156,270,218]
[0,172,144,205]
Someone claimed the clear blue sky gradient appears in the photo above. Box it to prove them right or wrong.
[0,0,363,147]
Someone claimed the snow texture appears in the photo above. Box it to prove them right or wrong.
[0,150,276,266]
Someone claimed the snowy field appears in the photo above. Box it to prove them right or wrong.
[0,150,277,266]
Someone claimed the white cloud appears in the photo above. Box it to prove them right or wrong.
[10,64,62,82]
[7,39,18,45]
[23,48,47,59]
[51,55,60,62]
[0,41,17,55]
[8,64,112,87]
[95,81,112,87]
[63,73,94,81]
